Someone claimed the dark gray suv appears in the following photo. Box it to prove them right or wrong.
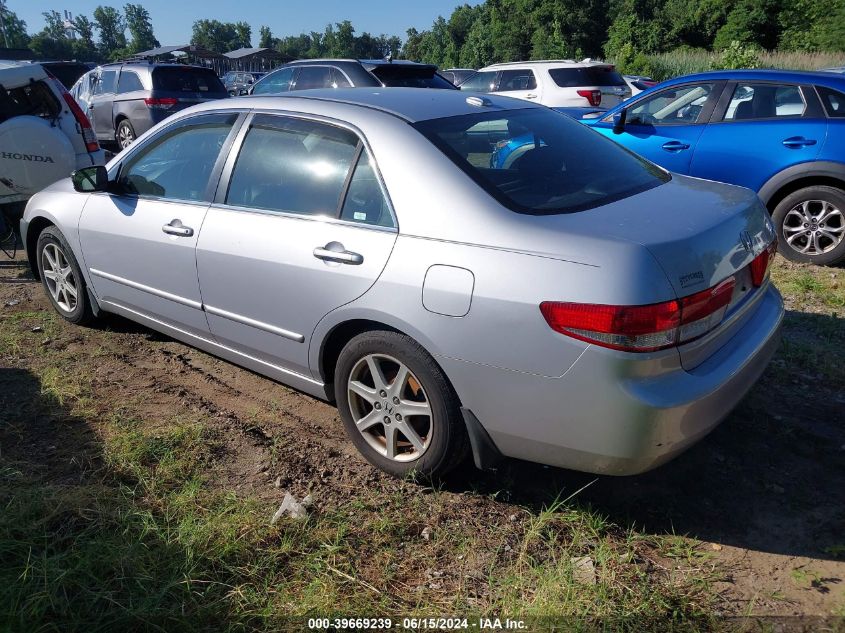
[84,62,228,149]
[249,59,457,95]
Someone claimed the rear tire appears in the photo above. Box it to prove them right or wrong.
[115,119,136,150]
[772,186,845,266]
[334,330,468,479]
[36,226,95,326]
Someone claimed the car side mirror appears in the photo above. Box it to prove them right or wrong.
[612,110,627,134]
[71,165,109,192]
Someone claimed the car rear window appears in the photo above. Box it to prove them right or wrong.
[152,68,226,95]
[413,108,669,215]
[0,80,61,124]
[549,66,626,87]
[370,66,457,89]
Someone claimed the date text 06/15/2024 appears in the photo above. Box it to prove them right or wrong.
[306,617,528,630]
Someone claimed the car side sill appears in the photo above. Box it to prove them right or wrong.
[100,299,331,401]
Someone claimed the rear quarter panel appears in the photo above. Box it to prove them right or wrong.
[818,118,845,163]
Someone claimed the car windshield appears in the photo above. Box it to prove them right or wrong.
[414,108,669,215]
[549,66,626,87]
[153,68,227,95]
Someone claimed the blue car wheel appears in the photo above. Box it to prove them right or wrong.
[772,185,845,266]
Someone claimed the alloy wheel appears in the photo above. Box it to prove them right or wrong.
[347,353,433,462]
[117,124,134,149]
[41,243,79,313]
[782,199,845,256]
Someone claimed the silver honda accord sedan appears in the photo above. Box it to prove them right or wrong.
[21,88,783,478]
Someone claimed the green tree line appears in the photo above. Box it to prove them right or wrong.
[2,0,842,67]
[240,20,402,60]
[0,4,158,62]
[404,0,844,69]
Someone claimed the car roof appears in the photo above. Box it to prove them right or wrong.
[286,58,438,73]
[663,68,845,89]
[218,87,537,123]
[482,60,614,70]
[98,61,213,71]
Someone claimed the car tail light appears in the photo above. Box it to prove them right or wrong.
[750,240,777,287]
[144,97,179,110]
[540,277,737,353]
[577,89,602,106]
[60,91,100,154]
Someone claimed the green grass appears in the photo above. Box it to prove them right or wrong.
[617,49,845,82]
[2,259,843,630]
[772,264,845,311]
[0,402,717,630]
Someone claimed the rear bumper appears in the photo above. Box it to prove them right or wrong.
[442,284,783,475]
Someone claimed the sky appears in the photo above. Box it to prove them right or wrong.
[10,0,483,45]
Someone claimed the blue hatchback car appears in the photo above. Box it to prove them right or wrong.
[580,70,845,265]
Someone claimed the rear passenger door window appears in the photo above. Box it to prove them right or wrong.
[95,70,117,95]
[225,115,359,216]
[117,70,144,93]
[252,68,295,95]
[496,69,537,92]
[723,83,806,120]
[332,68,352,88]
[340,151,393,227]
[292,66,334,90]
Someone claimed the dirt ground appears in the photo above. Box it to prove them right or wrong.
[1,248,844,621]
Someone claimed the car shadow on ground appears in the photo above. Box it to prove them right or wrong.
[0,258,37,284]
[0,367,236,627]
[445,309,845,563]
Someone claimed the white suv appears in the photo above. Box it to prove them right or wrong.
[1,61,105,227]
[460,60,631,108]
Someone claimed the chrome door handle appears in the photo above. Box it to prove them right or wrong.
[661,140,690,152]
[526,94,538,99]
[782,136,817,149]
[313,242,363,265]
[162,219,194,237]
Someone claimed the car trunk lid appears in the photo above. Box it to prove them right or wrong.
[528,175,776,369]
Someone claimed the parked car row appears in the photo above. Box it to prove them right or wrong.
[9,47,845,483]
[249,58,457,94]
[8,55,845,268]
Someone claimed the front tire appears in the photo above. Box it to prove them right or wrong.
[334,331,468,478]
[115,119,136,150]
[772,186,845,265]
[36,226,95,325]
